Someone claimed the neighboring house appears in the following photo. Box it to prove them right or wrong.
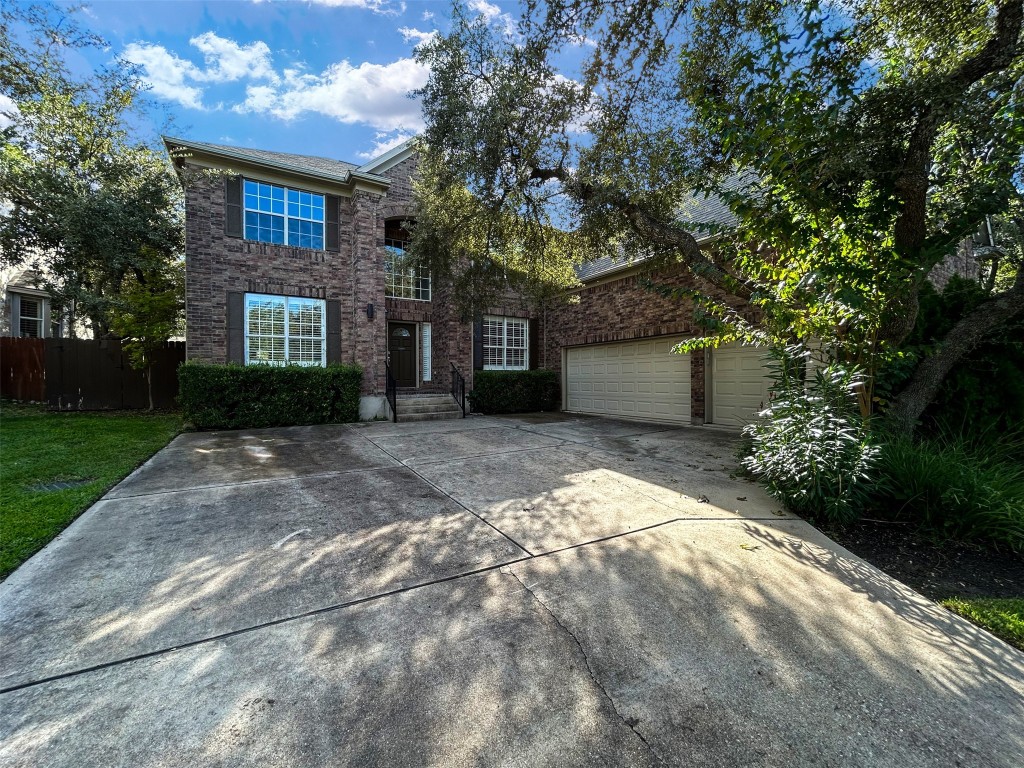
[164,136,977,427]
[0,269,66,338]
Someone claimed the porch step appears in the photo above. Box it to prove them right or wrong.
[394,393,464,422]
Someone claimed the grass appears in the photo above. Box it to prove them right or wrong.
[0,402,181,580]
[941,598,1024,651]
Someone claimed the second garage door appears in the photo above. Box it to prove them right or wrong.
[566,337,691,424]
[711,343,773,427]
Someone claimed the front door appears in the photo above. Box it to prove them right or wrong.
[388,322,417,387]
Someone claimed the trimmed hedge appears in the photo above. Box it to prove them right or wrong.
[178,362,362,430]
[470,370,560,414]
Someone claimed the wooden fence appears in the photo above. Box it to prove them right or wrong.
[1,337,46,402]
[1,337,186,410]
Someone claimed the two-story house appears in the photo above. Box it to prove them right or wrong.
[165,136,781,426]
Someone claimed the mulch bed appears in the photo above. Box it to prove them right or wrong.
[823,520,1024,601]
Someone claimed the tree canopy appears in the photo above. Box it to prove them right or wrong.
[413,0,1024,432]
[0,3,183,337]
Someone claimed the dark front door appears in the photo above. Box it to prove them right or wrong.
[388,322,417,387]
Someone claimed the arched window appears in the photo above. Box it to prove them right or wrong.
[384,220,431,301]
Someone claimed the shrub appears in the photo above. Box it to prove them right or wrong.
[742,346,880,525]
[178,362,362,430]
[470,370,560,414]
[869,431,1024,551]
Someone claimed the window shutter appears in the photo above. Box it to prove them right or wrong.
[227,292,244,363]
[9,294,19,337]
[473,316,484,370]
[225,176,243,238]
[528,318,539,370]
[326,299,341,363]
[325,194,340,252]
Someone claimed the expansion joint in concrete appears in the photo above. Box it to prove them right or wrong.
[506,568,666,766]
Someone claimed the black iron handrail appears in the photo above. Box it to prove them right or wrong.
[385,362,398,422]
[450,362,467,417]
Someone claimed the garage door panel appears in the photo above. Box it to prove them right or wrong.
[712,343,772,427]
[566,337,691,424]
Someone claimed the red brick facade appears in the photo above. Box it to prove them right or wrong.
[179,143,728,422]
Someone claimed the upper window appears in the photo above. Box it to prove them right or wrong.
[244,180,325,250]
[18,297,42,338]
[384,220,430,301]
[244,293,326,366]
[483,316,528,370]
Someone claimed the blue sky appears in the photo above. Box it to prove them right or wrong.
[45,0,519,163]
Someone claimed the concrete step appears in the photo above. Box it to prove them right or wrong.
[398,401,463,415]
[398,410,465,423]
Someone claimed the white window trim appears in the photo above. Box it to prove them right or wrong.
[243,180,326,251]
[483,315,528,371]
[243,293,327,367]
[17,295,44,338]
[422,322,432,382]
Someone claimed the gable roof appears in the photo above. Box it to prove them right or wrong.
[163,136,391,187]
[356,137,418,175]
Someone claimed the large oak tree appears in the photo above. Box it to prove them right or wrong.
[413,0,1024,434]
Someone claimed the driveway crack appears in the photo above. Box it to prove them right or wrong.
[506,568,665,765]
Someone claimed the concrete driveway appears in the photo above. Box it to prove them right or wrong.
[1,413,1022,767]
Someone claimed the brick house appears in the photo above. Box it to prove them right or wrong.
[164,136,836,427]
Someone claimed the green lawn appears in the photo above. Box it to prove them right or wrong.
[0,402,181,580]
[942,598,1024,652]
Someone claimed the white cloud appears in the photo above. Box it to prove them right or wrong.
[398,27,437,48]
[422,10,434,21]
[0,93,21,130]
[304,0,404,14]
[466,0,517,35]
[125,30,427,130]
[189,32,278,84]
[122,42,206,109]
[357,130,416,159]
[234,58,427,131]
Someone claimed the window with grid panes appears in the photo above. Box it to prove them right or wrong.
[483,316,528,370]
[384,220,430,301]
[244,294,326,366]
[243,180,325,250]
[18,297,42,338]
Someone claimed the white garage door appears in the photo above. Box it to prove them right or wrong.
[566,337,691,423]
[711,343,773,426]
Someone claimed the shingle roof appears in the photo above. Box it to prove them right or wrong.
[167,137,359,179]
[574,175,746,282]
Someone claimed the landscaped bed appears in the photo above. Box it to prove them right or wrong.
[825,521,1024,651]
[0,402,181,580]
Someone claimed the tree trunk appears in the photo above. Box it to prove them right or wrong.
[885,266,1024,436]
[146,365,154,412]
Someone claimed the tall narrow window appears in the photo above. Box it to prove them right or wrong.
[19,297,42,338]
[483,316,528,370]
[243,180,325,250]
[244,293,326,366]
[384,220,430,301]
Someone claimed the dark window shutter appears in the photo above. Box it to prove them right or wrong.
[227,292,244,363]
[473,316,484,370]
[326,299,341,363]
[528,318,539,370]
[325,194,340,252]
[225,176,243,238]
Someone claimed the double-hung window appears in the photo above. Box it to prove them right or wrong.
[483,316,528,370]
[244,180,325,250]
[244,293,326,366]
[384,221,430,301]
[18,297,42,338]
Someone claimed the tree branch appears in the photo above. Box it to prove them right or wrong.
[885,262,1024,435]
[529,165,754,301]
